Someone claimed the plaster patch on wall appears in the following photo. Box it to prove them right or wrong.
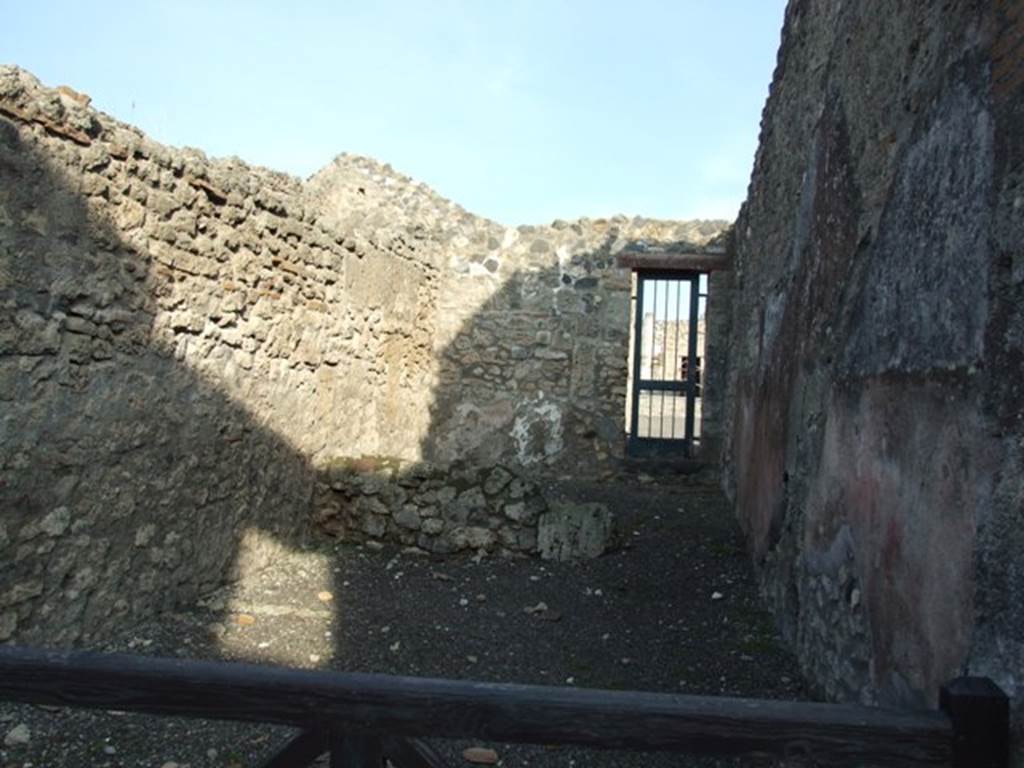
[760,290,786,366]
[512,394,564,465]
[467,259,501,279]
[501,227,519,249]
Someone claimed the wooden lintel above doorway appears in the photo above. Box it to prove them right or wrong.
[616,249,731,272]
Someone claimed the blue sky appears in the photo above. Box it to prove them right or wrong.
[5,1,787,225]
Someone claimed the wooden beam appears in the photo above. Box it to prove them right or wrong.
[616,251,730,272]
[940,677,1010,768]
[0,647,952,767]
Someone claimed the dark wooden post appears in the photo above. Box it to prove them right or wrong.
[258,729,327,767]
[329,730,384,767]
[383,737,449,768]
[939,677,1009,768]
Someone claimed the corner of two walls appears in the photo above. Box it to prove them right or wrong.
[1,66,730,645]
[701,229,737,479]
[427,221,634,475]
[311,203,732,555]
[303,157,646,478]
[307,154,733,481]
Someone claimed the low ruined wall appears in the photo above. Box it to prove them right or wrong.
[314,456,614,559]
[724,0,1024,736]
[315,457,547,555]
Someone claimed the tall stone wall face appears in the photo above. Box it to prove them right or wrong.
[702,242,736,468]
[429,219,664,475]
[0,68,439,645]
[724,0,1024,728]
[309,156,729,476]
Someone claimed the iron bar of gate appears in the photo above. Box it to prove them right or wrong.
[659,279,669,438]
[0,646,1008,767]
[671,280,679,438]
[684,274,699,446]
[629,273,645,443]
[651,276,659,438]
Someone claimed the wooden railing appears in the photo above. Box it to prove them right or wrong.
[0,646,1009,767]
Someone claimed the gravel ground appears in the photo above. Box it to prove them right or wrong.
[0,478,809,767]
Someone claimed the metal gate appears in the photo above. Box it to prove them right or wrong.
[627,270,707,458]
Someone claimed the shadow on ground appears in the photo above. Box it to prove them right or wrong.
[1,481,807,767]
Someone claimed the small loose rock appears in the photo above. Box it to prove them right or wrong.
[4,723,30,746]
[463,746,499,764]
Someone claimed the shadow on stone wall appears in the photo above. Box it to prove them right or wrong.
[312,236,635,561]
[1,108,709,680]
[422,233,630,474]
[0,119,315,647]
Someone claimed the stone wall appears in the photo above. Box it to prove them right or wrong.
[315,458,546,555]
[1,66,728,645]
[309,156,728,474]
[0,67,444,645]
[723,0,1024,737]
[701,236,736,465]
[313,457,612,560]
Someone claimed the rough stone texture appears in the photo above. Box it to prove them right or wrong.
[0,69,450,646]
[723,0,1024,742]
[701,241,736,465]
[0,66,727,645]
[536,500,614,561]
[314,456,547,556]
[308,156,729,473]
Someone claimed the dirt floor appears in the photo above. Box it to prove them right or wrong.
[0,478,809,767]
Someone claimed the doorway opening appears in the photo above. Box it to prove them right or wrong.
[626,270,708,458]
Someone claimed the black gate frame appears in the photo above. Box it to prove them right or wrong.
[627,269,703,459]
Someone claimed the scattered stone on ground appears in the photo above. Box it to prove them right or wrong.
[463,746,499,764]
[3,724,30,747]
